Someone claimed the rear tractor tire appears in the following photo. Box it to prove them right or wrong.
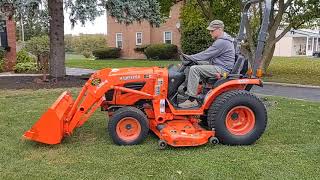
[108,107,149,145]
[207,90,267,145]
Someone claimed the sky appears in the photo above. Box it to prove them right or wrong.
[64,12,107,35]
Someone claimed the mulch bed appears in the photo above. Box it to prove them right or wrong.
[0,75,88,90]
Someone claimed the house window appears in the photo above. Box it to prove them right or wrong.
[0,31,8,47]
[164,32,172,44]
[136,32,142,45]
[116,33,123,49]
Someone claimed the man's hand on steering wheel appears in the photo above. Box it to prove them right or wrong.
[178,50,199,66]
[178,50,199,72]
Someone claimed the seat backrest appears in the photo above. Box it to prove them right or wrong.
[230,54,246,74]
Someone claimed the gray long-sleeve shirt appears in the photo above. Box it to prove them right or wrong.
[187,33,235,72]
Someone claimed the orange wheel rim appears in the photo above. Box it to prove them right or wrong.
[116,117,141,142]
[225,106,255,136]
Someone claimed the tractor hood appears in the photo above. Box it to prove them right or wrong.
[107,67,156,77]
[91,67,165,83]
[93,67,156,76]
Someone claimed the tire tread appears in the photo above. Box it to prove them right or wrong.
[207,90,267,145]
[108,106,149,145]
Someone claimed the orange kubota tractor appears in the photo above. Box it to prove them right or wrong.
[24,0,271,149]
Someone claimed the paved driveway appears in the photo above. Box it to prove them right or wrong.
[66,67,96,76]
[252,84,320,102]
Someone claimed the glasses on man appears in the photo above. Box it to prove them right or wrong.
[210,28,220,33]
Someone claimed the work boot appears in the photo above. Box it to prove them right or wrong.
[178,99,198,108]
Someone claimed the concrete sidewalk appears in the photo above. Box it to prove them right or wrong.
[0,67,96,77]
[66,67,96,76]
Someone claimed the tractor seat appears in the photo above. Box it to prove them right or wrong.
[206,73,222,84]
[205,55,246,85]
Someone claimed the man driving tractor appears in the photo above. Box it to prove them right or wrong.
[179,20,236,108]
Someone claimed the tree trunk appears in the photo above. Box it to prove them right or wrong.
[48,0,65,78]
[240,44,254,65]
[262,45,275,73]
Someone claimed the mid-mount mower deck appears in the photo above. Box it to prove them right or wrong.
[24,0,271,149]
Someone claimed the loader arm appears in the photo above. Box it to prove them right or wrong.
[24,69,155,145]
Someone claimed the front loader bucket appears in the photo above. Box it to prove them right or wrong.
[24,91,74,145]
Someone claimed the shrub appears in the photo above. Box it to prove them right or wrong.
[92,48,121,59]
[144,44,178,60]
[17,50,35,63]
[64,34,74,53]
[134,44,150,53]
[82,50,93,58]
[25,36,50,57]
[25,36,49,74]
[0,48,5,72]
[0,58,4,72]
[65,34,107,53]
[14,62,38,73]
[0,48,5,60]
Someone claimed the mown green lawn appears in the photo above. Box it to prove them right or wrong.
[1,89,320,179]
[66,54,179,69]
[264,57,320,86]
[66,55,320,86]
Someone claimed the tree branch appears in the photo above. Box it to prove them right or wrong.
[292,19,307,30]
[208,0,213,20]
[196,0,210,20]
[270,0,285,34]
[268,0,277,31]
[259,2,263,25]
[284,0,294,9]
[271,24,292,45]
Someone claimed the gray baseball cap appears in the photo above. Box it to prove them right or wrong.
[207,20,224,30]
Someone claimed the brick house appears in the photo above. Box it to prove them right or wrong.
[0,17,16,71]
[107,1,183,59]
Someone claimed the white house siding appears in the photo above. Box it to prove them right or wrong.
[274,29,320,57]
[274,36,293,57]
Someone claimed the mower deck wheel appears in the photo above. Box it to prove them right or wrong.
[158,140,167,150]
[209,137,219,145]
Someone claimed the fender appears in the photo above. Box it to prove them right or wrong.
[203,78,262,109]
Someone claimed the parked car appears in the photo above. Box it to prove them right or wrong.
[313,51,320,58]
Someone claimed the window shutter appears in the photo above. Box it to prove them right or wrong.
[0,20,8,48]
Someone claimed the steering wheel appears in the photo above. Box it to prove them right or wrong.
[178,50,199,72]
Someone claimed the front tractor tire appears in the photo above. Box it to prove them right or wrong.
[207,90,267,145]
[108,107,149,145]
